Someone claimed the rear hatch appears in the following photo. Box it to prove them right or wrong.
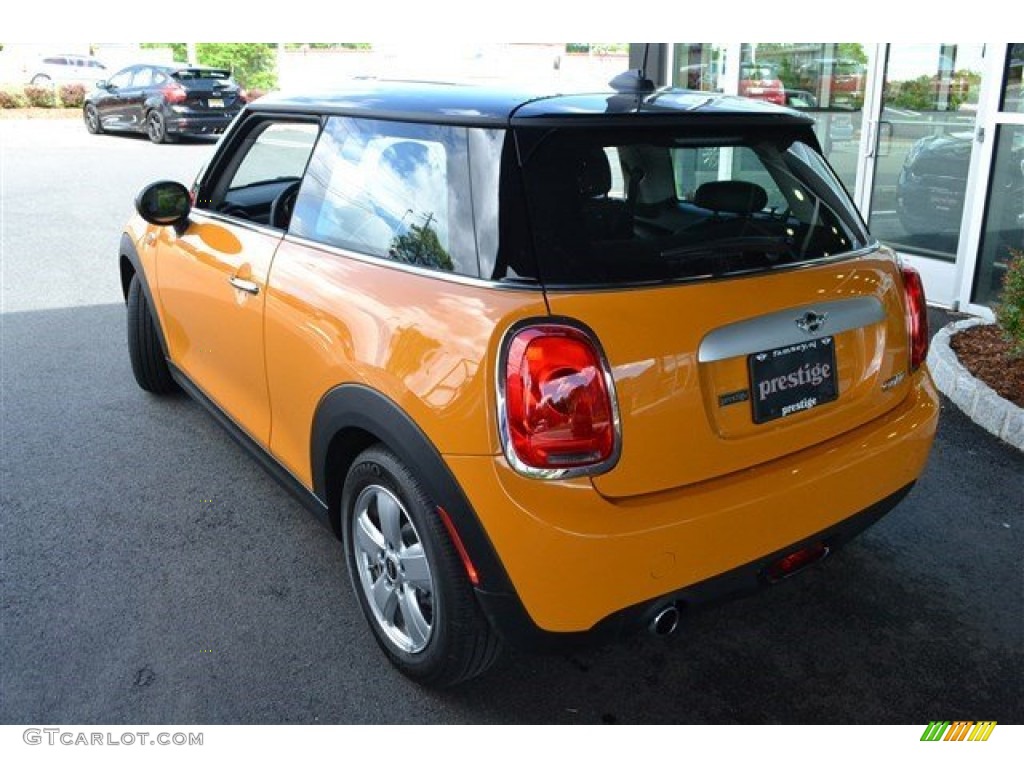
[514,117,916,498]
[172,68,243,112]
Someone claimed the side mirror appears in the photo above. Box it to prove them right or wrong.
[135,180,191,231]
[96,80,108,89]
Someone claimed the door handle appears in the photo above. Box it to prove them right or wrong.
[229,276,260,295]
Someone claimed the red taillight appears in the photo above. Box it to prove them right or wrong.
[499,323,619,477]
[900,264,929,371]
[162,83,187,104]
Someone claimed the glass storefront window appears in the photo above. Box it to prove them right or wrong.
[1002,43,1023,112]
[971,125,1024,306]
[672,44,726,93]
[867,44,985,262]
[736,44,867,193]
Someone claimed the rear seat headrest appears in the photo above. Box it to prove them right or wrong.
[576,146,612,198]
[694,180,768,214]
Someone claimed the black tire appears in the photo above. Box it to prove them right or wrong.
[126,276,176,394]
[146,110,173,144]
[83,103,103,134]
[341,445,502,687]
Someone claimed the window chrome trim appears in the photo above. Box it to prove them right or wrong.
[697,295,886,363]
[495,317,622,481]
[190,208,285,238]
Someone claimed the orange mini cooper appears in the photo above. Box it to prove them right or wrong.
[121,79,938,686]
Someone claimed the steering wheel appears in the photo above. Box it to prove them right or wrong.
[270,180,303,230]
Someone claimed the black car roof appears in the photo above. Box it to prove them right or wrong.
[251,80,815,129]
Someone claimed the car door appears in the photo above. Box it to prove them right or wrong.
[96,67,134,128]
[68,56,91,85]
[152,116,321,446]
[124,66,155,128]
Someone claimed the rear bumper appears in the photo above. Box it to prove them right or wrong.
[165,112,237,136]
[474,482,913,652]
[446,370,938,643]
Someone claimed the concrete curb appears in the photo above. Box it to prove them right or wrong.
[927,319,1024,451]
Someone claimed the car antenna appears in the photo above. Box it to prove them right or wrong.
[608,43,656,94]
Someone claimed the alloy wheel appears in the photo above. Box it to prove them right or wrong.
[350,484,435,654]
[147,112,165,143]
[84,105,100,133]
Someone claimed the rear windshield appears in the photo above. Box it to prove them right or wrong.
[517,127,870,286]
[741,65,779,80]
[173,68,233,82]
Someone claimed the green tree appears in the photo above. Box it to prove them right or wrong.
[140,43,277,89]
[836,43,867,65]
[142,42,187,61]
[195,44,277,89]
[389,219,453,272]
[996,250,1024,357]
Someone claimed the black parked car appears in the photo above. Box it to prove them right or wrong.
[83,64,245,143]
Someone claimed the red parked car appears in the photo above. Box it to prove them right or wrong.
[739,63,785,105]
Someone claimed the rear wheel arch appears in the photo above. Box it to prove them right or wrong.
[311,384,514,596]
[322,426,378,538]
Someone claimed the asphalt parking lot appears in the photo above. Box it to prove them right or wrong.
[1,118,1021,725]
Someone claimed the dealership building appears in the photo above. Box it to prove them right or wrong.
[631,43,1023,316]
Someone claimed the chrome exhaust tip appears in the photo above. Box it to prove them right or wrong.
[649,604,680,636]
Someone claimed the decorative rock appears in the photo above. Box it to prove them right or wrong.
[927,318,1023,453]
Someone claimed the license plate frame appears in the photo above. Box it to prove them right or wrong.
[208,98,225,108]
[748,337,838,424]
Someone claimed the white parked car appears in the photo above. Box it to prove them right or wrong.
[27,54,108,87]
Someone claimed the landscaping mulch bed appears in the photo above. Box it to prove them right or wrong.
[949,323,1024,408]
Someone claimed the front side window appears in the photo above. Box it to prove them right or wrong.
[199,120,319,229]
[107,69,132,89]
[518,127,870,286]
[291,116,476,276]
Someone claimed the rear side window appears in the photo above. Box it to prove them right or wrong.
[131,68,154,88]
[291,116,477,277]
[517,127,870,286]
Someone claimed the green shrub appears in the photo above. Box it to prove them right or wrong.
[0,87,27,108]
[23,85,56,108]
[59,83,86,108]
[995,249,1024,357]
